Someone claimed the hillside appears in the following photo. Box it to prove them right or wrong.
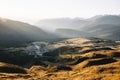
[0,18,58,47]
[0,38,120,80]
[80,15,120,40]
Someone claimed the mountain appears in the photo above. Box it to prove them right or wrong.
[81,24,120,40]
[90,15,120,25]
[36,15,120,40]
[80,15,120,40]
[55,28,93,38]
[80,15,120,28]
[36,18,86,31]
[0,18,58,47]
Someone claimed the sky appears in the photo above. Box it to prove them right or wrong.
[0,0,120,24]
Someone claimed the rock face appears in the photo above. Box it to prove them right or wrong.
[26,42,52,58]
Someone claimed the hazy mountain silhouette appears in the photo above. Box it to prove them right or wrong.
[0,18,58,47]
[80,15,120,40]
[55,28,93,38]
[36,18,86,31]
[36,15,120,40]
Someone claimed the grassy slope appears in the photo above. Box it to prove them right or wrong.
[0,38,120,80]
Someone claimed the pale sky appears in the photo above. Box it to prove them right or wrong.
[0,0,120,24]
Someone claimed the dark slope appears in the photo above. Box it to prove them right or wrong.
[0,18,58,47]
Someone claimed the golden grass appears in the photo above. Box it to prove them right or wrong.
[0,38,120,80]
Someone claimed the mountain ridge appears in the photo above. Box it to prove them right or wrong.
[0,18,59,47]
[36,15,120,40]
